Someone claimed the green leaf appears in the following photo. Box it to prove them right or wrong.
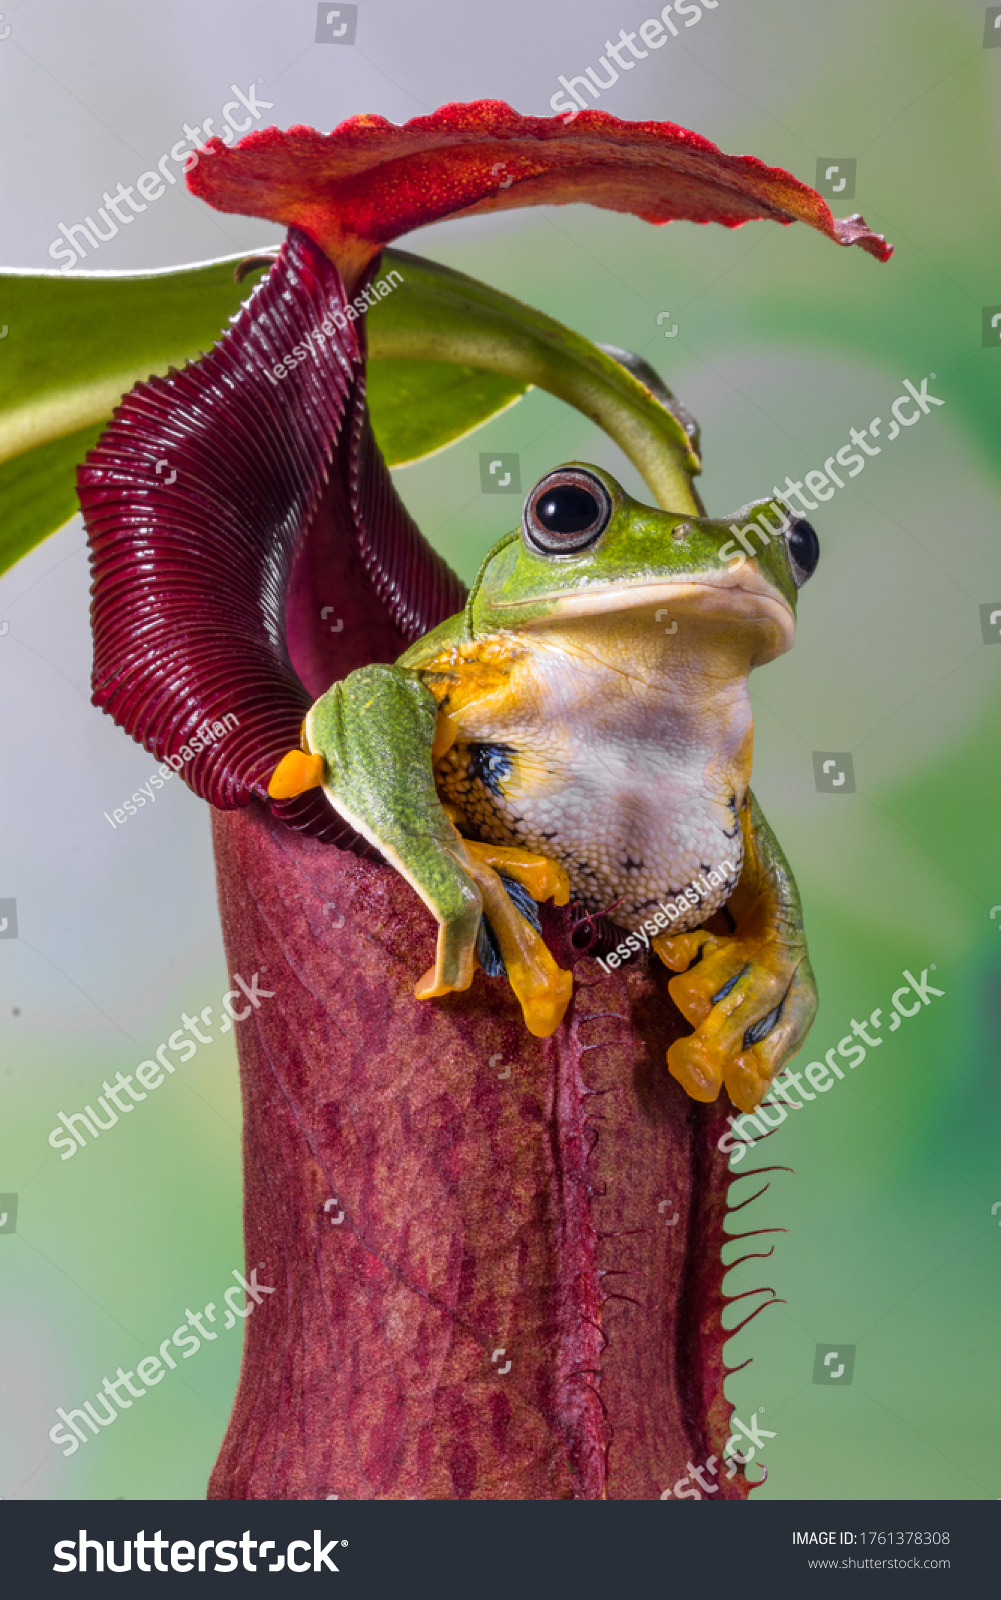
[367,358,528,467]
[0,255,277,467]
[0,252,277,577]
[0,241,698,577]
[0,422,106,576]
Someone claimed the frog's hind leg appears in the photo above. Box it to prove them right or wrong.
[653,925,816,1111]
[651,792,818,1112]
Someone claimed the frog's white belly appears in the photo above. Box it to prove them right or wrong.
[436,632,750,931]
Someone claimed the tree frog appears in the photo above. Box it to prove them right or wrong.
[268,464,819,1113]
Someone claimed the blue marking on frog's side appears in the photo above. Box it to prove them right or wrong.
[469,742,515,797]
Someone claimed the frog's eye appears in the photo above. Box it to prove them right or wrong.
[522,468,612,555]
[785,516,820,586]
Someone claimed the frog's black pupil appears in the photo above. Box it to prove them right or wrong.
[787,517,820,577]
[536,486,600,534]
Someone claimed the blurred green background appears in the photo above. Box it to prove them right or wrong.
[0,0,998,1500]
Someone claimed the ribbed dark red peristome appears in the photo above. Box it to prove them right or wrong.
[80,228,355,813]
[79,228,466,848]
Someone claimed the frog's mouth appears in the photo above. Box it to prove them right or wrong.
[496,572,796,664]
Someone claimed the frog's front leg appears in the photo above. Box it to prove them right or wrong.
[653,792,818,1112]
[268,665,572,1037]
[436,838,572,1034]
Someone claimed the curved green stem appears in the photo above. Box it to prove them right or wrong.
[373,248,702,517]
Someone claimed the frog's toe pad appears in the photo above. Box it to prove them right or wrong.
[725,1050,777,1113]
[665,1035,723,1103]
[652,929,717,976]
[413,908,480,1001]
[414,965,454,1000]
[509,959,573,1038]
[666,997,778,1110]
[268,749,325,798]
[657,927,817,1110]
